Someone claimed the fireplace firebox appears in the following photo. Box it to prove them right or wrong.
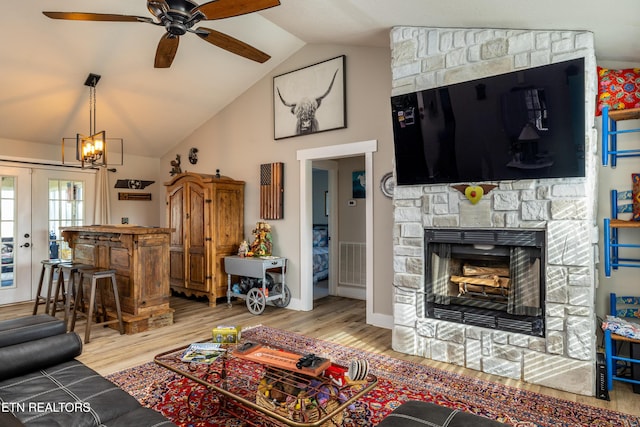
[424,229,545,337]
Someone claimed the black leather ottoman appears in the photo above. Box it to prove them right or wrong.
[378,400,509,427]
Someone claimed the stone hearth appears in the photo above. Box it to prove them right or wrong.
[390,27,598,395]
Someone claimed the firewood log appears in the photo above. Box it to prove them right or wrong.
[450,275,511,288]
[458,283,509,296]
[463,264,509,277]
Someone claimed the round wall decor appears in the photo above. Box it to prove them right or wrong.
[380,172,395,198]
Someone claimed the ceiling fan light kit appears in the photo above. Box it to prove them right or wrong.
[43,0,281,68]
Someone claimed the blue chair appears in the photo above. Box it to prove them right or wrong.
[603,189,640,276]
[604,293,640,391]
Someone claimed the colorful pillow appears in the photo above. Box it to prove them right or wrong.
[596,66,640,116]
[633,174,640,220]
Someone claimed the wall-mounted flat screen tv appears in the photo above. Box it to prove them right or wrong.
[390,58,585,186]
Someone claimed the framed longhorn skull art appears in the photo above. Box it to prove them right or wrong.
[273,55,346,140]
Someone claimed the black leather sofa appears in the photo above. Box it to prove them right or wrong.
[377,400,510,427]
[0,314,175,427]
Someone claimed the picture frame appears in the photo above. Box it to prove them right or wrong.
[352,171,365,199]
[273,55,346,140]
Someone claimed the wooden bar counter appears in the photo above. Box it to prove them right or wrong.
[60,225,174,334]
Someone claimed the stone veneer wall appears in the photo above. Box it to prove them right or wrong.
[390,27,599,395]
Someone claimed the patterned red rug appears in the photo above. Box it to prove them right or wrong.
[107,325,640,427]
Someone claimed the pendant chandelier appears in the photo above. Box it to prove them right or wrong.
[61,73,123,168]
[79,73,105,168]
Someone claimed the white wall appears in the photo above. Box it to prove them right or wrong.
[338,156,366,243]
[107,155,163,226]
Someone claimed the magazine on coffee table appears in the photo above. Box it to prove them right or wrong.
[181,342,225,364]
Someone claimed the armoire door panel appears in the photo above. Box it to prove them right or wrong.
[188,252,206,290]
[169,251,185,282]
[188,184,206,245]
[215,188,243,249]
[168,187,184,246]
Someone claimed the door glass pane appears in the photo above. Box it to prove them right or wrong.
[0,177,15,288]
[48,179,85,260]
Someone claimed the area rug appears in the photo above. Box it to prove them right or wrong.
[107,325,640,427]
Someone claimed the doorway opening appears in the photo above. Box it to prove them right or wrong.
[311,166,331,300]
[297,140,376,323]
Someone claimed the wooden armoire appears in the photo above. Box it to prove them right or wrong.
[165,172,245,306]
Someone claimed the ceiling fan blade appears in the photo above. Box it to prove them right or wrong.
[195,0,280,20]
[155,33,180,68]
[43,11,152,23]
[197,27,270,63]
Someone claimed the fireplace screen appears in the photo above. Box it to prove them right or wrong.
[425,229,545,336]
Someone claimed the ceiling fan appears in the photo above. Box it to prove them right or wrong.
[43,0,280,68]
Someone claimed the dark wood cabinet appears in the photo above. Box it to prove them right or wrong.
[165,172,244,306]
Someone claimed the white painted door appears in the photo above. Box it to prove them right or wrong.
[0,167,32,304]
[0,166,95,306]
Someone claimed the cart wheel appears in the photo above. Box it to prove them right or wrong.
[246,288,266,314]
[272,284,291,308]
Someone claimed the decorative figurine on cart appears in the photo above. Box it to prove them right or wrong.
[238,240,249,257]
[249,221,272,257]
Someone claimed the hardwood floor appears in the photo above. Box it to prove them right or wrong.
[1,295,639,417]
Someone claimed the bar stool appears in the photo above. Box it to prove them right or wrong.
[53,263,92,329]
[32,259,64,316]
[72,268,124,343]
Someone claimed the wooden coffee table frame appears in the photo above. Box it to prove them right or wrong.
[154,342,378,426]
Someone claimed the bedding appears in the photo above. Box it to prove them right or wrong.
[313,225,329,283]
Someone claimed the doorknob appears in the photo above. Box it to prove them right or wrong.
[20,243,30,248]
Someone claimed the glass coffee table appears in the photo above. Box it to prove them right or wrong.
[154,340,378,426]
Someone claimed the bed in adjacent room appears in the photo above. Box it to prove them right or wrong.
[313,224,329,283]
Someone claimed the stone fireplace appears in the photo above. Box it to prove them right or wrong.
[390,27,599,395]
[425,228,545,337]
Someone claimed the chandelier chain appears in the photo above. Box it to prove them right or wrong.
[89,85,96,136]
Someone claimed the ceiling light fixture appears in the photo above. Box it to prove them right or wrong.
[62,73,123,168]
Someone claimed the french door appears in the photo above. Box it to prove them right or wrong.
[0,168,32,304]
[0,166,94,306]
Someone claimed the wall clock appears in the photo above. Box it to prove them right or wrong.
[380,172,395,198]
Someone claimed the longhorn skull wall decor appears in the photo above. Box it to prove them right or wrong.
[273,55,346,140]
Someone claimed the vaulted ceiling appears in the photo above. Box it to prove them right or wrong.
[1,0,638,159]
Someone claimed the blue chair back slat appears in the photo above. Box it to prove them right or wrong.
[615,308,640,318]
[613,295,640,318]
[612,189,634,218]
[616,295,640,306]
